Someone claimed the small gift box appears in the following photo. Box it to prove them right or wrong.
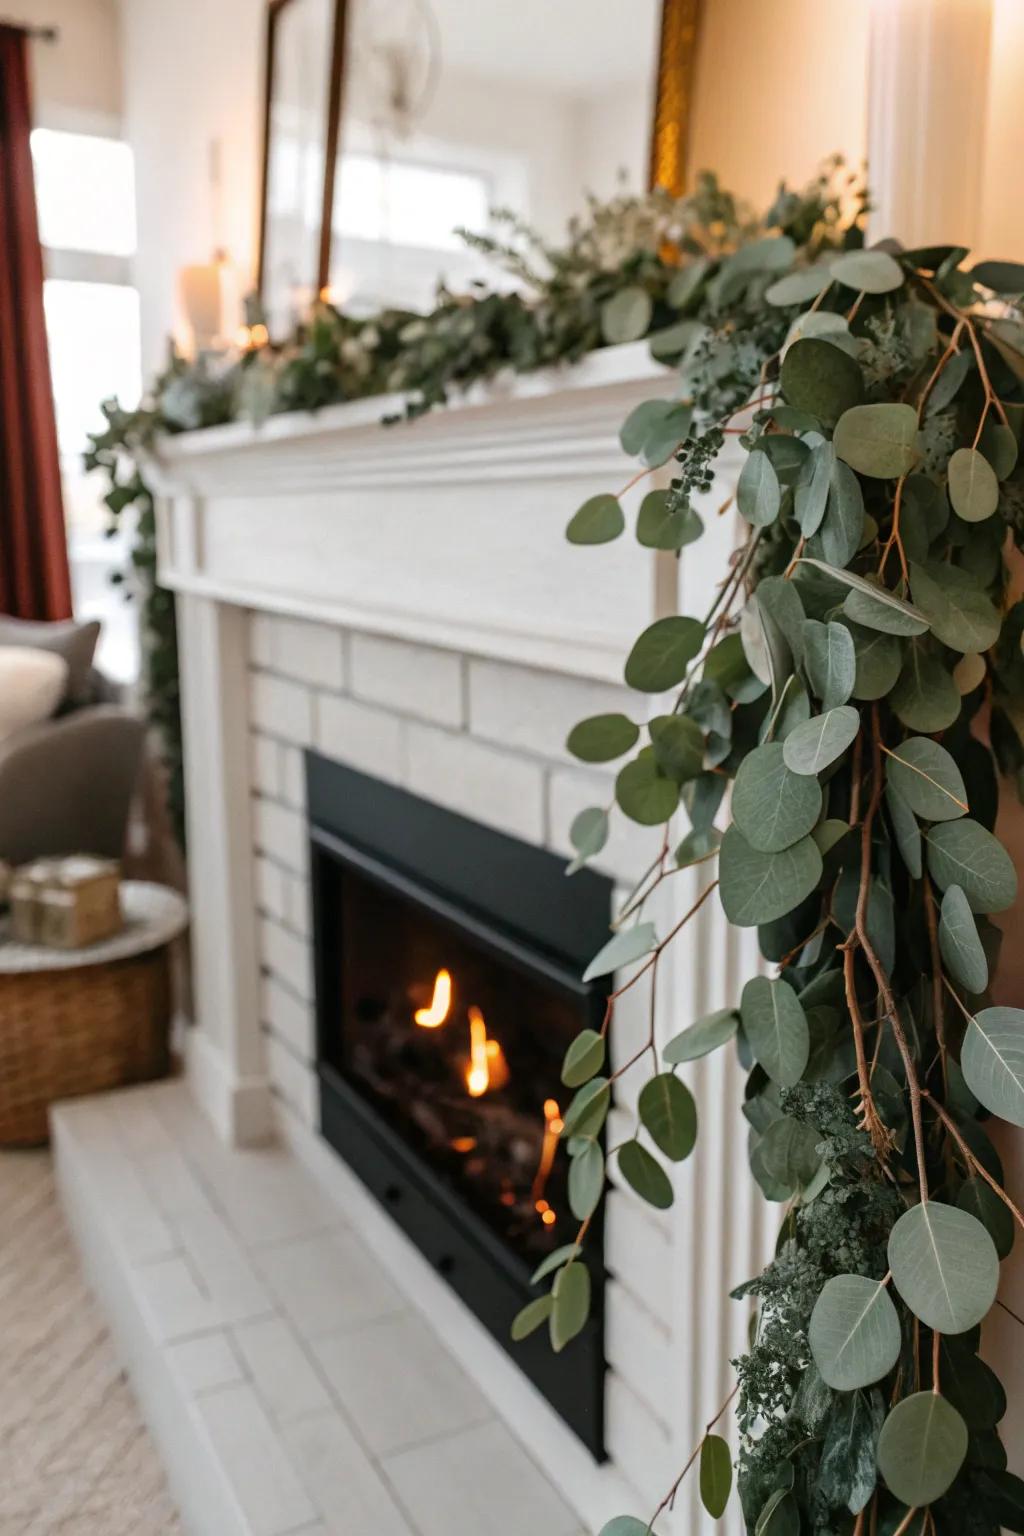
[9,856,122,949]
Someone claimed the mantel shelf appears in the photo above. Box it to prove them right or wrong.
[152,340,740,682]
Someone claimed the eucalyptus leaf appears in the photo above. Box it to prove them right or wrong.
[816,459,865,569]
[846,622,903,701]
[597,1521,648,1536]
[636,489,703,550]
[619,399,694,468]
[803,619,856,709]
[970,259,1024,294]
[550,1259,591,1352]
[649,714,704,782]
[885,737,968,821]
[616,755,680,825]
[831,249,905,294]
[567,713,639,763]
[737,449,782,528]
[638,1072,697,1161]
[948,446,1000,522]
[511,1294,553,1341]
[663,1008,739,1064]
[939,885,989,992]
[752,1115,821,1195]
[741,976,810,1087]
[794,442,835,536]
[808,1273,902,1390]
[961,1005,1024,1126]
[765,267,832,307]
[957,1176,1015,1259]
[876,1392,968,1506]
[910,561,1001,654]
[834,402,919,478]
[625,615,706,691]
[886,782,922,878]
[601,285,653,344]
[583,922,657,982]
[924,818,1017,912]
[719,825,823,926]
[568,1140,605,1220]
[782,705,860,776]
[889,647,961,732]
[781,338,864,426]
[561,1078,611,1139]
[618,1140,674,1209]
[562,1029,607,1088]
[568,807,609,872]
[800,557,929,636]
[530,1243,581,1284]
[731,742,822,852]
[699,1433,732,1519]
[567,493,624,545]
[887,1200,999,1333]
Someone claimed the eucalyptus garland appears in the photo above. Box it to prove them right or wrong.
[83,165,854,847]
[533,239,1024,1533]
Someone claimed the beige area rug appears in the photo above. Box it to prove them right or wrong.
[0,1150,182,1535]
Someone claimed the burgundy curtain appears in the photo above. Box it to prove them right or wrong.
[0,24,72,620]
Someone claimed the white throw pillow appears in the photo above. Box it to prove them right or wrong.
[0,646,69,744]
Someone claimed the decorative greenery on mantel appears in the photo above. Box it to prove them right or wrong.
[83,163,856,847]
[538,232,1024,1532]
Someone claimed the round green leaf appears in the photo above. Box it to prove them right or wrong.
[561,1028,607,1088]
[567,713,639,763]
[834,403,919,478]
[782,705,860,776]
[550,1259,591,1352]
[808,1273,902,1390]
[561,1078,610,1140]
[700,1433,733,1519]
[663,1008,738,1064]
[890,649,961,732]
[752,1116,820,1197]
[979,419,1018,480]
[636,488,703,550]
[737,448,782,528]
[957,1176,1015,1259]
[831,249,905,294]
[941,1339,1008,1429]
[719,826,823,927]
[910,561,1001,654]
[961,1006,1024,1126]
[566,493,624,545]
[619,398,693,468]
[953,651,987,694]
[616,756,680,825]
[638,1072,697,1162]
[948,446,1000,523]
[888,1201,999,1333]
[924,819,1017,912]
[938,885,989,993]
[732,742,823,854]
[876,1392,968,1506]
[741,976,809,1087]
[530,1243,581,1284]
[625,615,706,692]
[971,259,1024,294]
[649,714,704,781]
[816,458,865,568]
[618,1140,674,1209]
[846,622,903,701]
[583,922,657,983]
[803,618,856,710]
[794,442,834,536]
[781,337,864,425]
[601,285,653,345]
[765,266,832,306]
[511,1294,552,1341]
[598,1521,648,1536]
[568,1140,605,1220]
[885,737,968,821]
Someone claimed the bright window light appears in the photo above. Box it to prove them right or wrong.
[31,127,137,256]
[43,280,142,464]
[334,154,490,252]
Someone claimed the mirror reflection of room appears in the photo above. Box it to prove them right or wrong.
[328,0,661,314]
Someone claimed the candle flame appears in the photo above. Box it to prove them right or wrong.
[415,968,452,1028]
[465,1005,508,1097]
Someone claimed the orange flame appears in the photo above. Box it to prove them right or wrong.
[465,1005,508,1097]
[530,1098,563,1208]
[415,969,452,1028]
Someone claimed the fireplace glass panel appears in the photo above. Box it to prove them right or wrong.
[326,863,582,1266]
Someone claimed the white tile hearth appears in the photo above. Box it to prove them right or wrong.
[53,1080,583,1536]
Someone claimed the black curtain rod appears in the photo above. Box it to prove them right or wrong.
[0,19,58,40]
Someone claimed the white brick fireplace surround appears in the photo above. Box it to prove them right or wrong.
[57,344,774,1535]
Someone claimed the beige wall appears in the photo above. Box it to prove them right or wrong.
[980,0,1024,258]
[4,0,121,129]
[119,0,265,373]
[689,0,870,212]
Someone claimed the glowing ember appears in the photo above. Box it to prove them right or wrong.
[530,1098,563,1211]
[465,1005,509,1097]
[415,968,452,1028]
[450,1136,477,1154]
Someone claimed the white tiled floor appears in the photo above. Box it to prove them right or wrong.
[53,1081,586,1536]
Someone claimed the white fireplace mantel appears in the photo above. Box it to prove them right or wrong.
[151,340,741,683]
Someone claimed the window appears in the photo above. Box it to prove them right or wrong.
[334,153,490,253]
[31,128,141,683]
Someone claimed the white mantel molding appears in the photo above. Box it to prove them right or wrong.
[151,341,723,684]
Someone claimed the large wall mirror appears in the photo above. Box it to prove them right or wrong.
[259,0,700,331]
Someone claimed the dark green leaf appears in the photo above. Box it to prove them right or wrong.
[567,713,639,763]
[765,266,832,306]
[561,1078,611,1139]
[961,1005,1024,1125]
[568,807,609,873]
[887,782,922,878]
[741,975,809,1086]
[737,449,782,528]
[781,337,864,425]
[732,741,822,853]
[808,1273,901,1390]
[568,1140,605,1220]
[939,885,989,992]
[562,1029,607,1088]
[636,489,703,550]
[782,705,860,775]
[794,442,835,536]
[948,446,1000,522]
[909,561,1001,654]
[816,458,865,568]
[890,646,961,732]
[752,1115,821,1196]
[550,1260,591,1352]
[567,493,624,545]
[616,755,680,825]
[719,826,823,926]
[800,557,928,635]
[803,618,856,709]
[957,1176,1014,1259]
[819,1388,884,1516]
[846,621,903,701]
[971,259,1024,294]
[625,616,706,691]
[649,714,704,781]
[618,1140,673,1209]
[834,402,919,478]
[530,1243,581,1284]
[924,819,1017,912]
[831,249,905,294]
[601,286,653,344]
[700,1433,732,1519]
[638,1073,697,1161]
[619,398,693,467]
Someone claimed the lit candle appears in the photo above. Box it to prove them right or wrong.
[868,0,993,248]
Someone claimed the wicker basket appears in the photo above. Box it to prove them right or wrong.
[0,947,171,1146]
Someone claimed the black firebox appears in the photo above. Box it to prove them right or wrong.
[307,753,612,1457]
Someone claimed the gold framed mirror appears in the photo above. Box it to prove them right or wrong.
[258,0,703,329]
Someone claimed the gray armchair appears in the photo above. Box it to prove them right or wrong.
[0,704,145,865]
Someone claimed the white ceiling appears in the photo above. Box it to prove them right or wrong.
[418,0,661,96]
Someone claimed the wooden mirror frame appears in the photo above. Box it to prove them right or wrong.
[256,0,704,313]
